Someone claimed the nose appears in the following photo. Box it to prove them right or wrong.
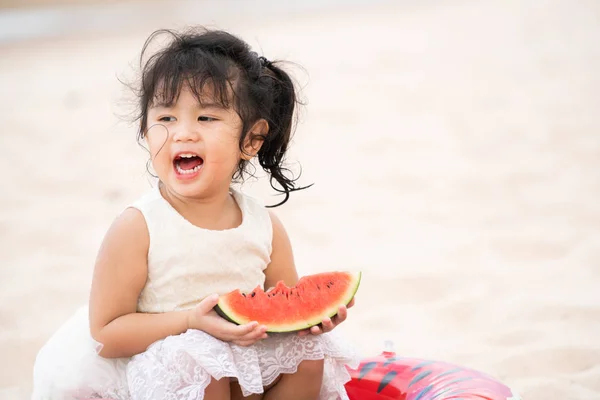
[172,120,200,142]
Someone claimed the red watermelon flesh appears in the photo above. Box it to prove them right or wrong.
[214,271,361,332]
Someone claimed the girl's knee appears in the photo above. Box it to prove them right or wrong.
[297,359,324,378]
[205,377,231,400]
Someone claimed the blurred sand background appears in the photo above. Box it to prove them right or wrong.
[1,0,600,399]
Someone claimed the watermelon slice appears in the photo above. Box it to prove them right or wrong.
[214,271,361,332]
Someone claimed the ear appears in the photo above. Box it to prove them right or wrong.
[241,119,269,161]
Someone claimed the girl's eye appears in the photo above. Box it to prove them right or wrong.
[198,116,216,122]
[159,116,176,122]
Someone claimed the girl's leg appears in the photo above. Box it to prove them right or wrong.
[230,379,264,400]
[205,377,231,400]
[264,359,324,400]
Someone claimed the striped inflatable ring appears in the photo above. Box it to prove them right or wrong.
[345,342,521,400]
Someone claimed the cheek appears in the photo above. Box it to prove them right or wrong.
[145,125,170,158]
[145,136,171,172]
[206,136,241,163]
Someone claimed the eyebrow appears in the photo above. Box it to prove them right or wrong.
[151,101,226,110]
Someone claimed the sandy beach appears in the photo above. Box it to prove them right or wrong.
[1,0,599,399]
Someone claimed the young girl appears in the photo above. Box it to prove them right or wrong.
[32,27,359,400]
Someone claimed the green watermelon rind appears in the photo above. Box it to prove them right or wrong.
[214,271,362,333]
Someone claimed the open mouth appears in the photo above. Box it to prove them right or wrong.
[173,153,204,175]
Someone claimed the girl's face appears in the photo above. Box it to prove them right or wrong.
[145,84,246,200]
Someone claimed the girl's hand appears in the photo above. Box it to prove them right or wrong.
[297,297,355,337]
[187,294,268,346]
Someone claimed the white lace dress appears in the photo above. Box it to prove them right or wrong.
[32,185,359,400]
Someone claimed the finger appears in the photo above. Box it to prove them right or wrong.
[334,306,348,323]
[217,320,260,340]
[238,326,268,341]
[197,294,220,314]
[346,297,355,309]
[233,321,260,336]
[297,329,310,337]
[320,317,335,333]
[310,325,323,335]
[336,306,348,322]
[219,327,259,343]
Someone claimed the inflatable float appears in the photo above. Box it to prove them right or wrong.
[344,341,521,400]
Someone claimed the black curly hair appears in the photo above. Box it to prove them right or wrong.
[132,27,310,207]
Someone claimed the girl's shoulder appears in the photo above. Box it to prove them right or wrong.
[230,187,274,236]
[127,185,163,212]
[231,187,267,214]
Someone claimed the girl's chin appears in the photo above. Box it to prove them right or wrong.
[160,174,211,197]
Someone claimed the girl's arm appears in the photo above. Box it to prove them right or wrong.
[89,208,189,358]
[264,211,353,336]
[263,211,300,289]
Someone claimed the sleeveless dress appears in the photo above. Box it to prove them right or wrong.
[31,185,360,400]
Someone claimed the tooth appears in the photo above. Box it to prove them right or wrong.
[176,162,202,175]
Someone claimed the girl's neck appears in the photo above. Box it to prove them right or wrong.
[158,182,242,230]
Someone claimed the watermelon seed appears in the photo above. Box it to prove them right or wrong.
[251,292,256,298]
